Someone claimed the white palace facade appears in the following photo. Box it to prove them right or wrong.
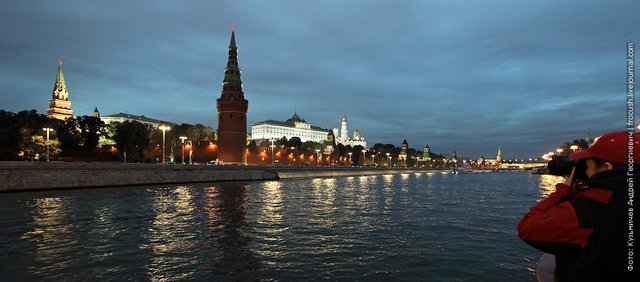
[251,113,329,143]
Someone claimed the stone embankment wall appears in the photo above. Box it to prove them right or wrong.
[0,162,443,192]
[0,162,278,192]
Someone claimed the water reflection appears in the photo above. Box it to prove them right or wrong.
[146,186,198,280]
[23,197,77,277]
[202,182,259,275]
[0,172,544,281]
[537,174,564,198]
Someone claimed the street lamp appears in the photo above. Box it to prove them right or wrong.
[386,152,391,167]
[362,149,367,166]
[159,125,171,164]
[42,128,53,162]
[270,138,275,166]
[348,152,353,166]
[188,141,193,164]
[179,136,187,164]
[315,149,320,167]
[570,145,579,153]
[556,148,563,156]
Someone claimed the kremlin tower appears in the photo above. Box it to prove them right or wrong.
[47,59,73,120]
[216,25,249,165]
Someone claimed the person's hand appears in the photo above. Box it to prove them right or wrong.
[564,167,576,186]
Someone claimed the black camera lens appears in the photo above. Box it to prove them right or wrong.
[547,156,578,176]
[546,156,589,180]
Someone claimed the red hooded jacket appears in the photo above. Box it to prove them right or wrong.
[518,178,614,281]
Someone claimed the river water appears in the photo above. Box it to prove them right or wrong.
[0,171,563,281]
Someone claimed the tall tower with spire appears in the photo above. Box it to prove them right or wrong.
[341,114,348,141]
[216,25,249,165]
[47,59,73,120]
[399,139,408,163]
[496,146,503,163]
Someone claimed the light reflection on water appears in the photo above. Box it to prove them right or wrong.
[0,172,553,281]
[538,174,565,198]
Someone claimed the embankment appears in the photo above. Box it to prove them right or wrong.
[0,162,444,192]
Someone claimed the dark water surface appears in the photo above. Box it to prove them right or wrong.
[0,171,563,281]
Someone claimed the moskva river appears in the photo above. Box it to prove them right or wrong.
[0,171,562,281]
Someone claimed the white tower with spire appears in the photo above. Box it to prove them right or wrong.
[341,114,348,141]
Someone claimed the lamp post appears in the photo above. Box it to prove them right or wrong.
[189,141,193,164]
[570,145,579,153]
[179,136,187,164]
[556,148,563,156]
[348,152,353,166]
[270,138,275,166]
[315,149,320,167]
[159,125,171,164]
[362,149,367,166]
[42,128,53,162]
[386,152,391,167]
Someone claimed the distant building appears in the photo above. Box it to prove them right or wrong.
[332,115,367,148]
[423,145,431,159]
[216,26,249,165]
[251,112,329,144]
[496,146,503,163]
[100,113,170,127]
[93,107,100,118]
[399,139,408,162]
[47,59,73,120]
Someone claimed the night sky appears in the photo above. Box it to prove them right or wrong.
[1,0,638,158]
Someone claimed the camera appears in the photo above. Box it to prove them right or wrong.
[547,156,589,181]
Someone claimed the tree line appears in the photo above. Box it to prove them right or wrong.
[0,109,214,162]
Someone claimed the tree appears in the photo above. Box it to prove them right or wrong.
[113,121,152,162]
[288,137,302,150]
[186,124,214,145]
[77,115,106,155]
[55,117,82,156]
[277,136,288,147]
[22,135,61,160]
[352,145,365,165]
[0,109,50,160]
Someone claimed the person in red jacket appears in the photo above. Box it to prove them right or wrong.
[518,131,639,282]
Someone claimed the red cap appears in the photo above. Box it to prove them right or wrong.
[569,131,640,164]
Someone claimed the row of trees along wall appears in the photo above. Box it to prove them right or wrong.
[0,109,216,163]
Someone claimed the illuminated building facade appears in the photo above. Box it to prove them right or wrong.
[251,112,329,143]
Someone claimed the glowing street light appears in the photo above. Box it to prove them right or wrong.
[179,136,187,164]
[315,149,320,167]
[362,149,367,166]
[570,145,579,152]
[42,128,53,162]
[556,148,563,155]
[270,138,276,166]
[386,152,391,167]
[159,125,171,164]
[348,152,353,166]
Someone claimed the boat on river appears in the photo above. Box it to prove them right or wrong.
[453,165,473,174]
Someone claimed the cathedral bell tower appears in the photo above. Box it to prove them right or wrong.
[47,59,73,120]
[216,25,249,165]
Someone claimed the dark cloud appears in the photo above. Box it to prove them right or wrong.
[1,0,638,158]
